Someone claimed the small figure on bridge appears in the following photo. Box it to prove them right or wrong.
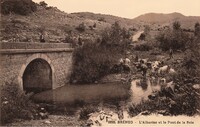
[40,33,45,43]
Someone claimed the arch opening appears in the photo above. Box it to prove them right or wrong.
[23,58,52,93]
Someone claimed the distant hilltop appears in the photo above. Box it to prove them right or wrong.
[132,12,200,27]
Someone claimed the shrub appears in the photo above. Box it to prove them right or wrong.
[45,6,54,10]
[176,36,200,81]
[174,57,200,87]
[100,22,131,48]
[71,42,122,83]
[98,17,106,22]
[128,85,199,116]
[167,38,200,115]
[1,0,37,15]
[134,43,152,51]
[71,22,130,83]
[79,105,97,120]
[93,23,96,28]
[65,34,74,44]
[156,28,191,51]
[76,22,86,32]
[128,98,171,117]
[195,22,200,37]
[173,21,181,30]
[39,1,48,8]
[1,82,38,125]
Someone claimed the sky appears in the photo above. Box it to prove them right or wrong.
[33,0,200,19]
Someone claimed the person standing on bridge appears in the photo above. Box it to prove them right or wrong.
[40,33,45,43]
[78,36,84,47]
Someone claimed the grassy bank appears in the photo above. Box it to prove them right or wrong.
[1,82,39,125]
[128,47,200,116]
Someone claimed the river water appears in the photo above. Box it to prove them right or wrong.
[33,77,161,106]
[130,78,161,105]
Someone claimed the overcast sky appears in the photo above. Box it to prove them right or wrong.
[33,0,200,19]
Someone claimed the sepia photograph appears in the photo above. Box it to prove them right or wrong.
[0,0,200,126]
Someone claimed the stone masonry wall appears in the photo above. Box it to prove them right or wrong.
[0,43,73,90]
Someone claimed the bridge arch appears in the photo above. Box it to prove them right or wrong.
[18,54,55,92]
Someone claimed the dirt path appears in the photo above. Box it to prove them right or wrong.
[132,31,144,42]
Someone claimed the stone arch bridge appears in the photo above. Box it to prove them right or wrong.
[0,42,73,93]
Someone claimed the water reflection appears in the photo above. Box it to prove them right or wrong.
[130,78,161,105]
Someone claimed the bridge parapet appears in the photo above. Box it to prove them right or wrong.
[0,42,73,54]
[1,42,71,49]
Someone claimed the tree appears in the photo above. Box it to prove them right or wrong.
[39,1,48,8]
[173,21,181,30]
[156,27,190,51]
[101,22,130,46]
[93,23,96,28]
[98,17,106,22]
[194,22,200,36]
[140,25,151,41]
[144,25,150,34]
[1,0,37,15]
[76,22,86,32]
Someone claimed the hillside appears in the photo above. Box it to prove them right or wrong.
[1,3,200,43]
[0,6,113,43]
[69,12,134,28]
[132,12,200,29]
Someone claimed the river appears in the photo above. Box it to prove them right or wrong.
[33,77,161,106]
[130,78,161,105]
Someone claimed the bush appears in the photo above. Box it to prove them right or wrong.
[1,82,38,125]
[100,22,131,48]
[173,21,181,30]
[1,0,37,15]
[128,98,171,117]
[128,85,199,116]
[79,105,97,120]
[39,1,48,8]
[71,22,130,83]
[71,42,123,83]
[166,38,200,115]
[98,17,106,22]
[93,23,96,28]
[134,43,152,51]
[156,28,191,51]
[177,36,200,81]
[45,6,54,10]
[76,22,86,32]
[195,22,200,37]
